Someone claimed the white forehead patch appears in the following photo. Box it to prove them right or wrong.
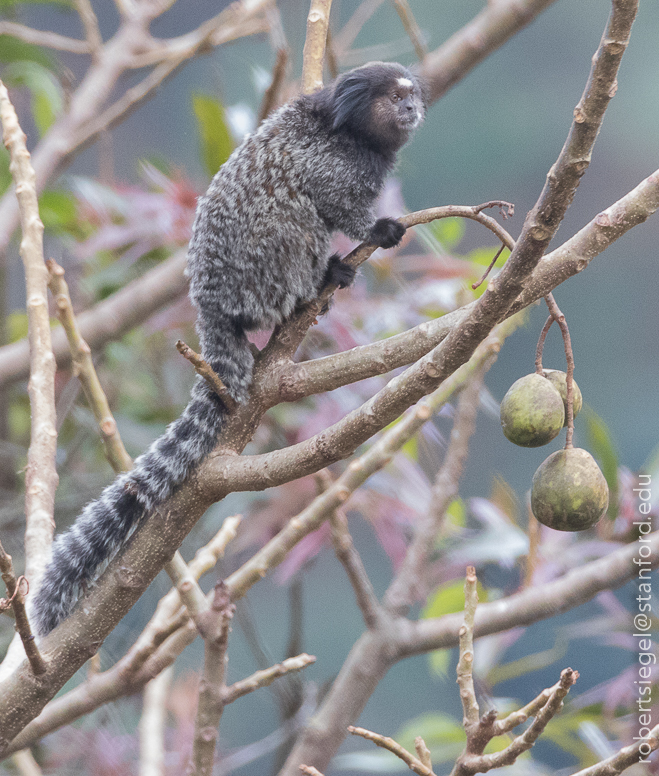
[397,77,414,89]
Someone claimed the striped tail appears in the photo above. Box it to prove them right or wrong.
[31,318,254,635]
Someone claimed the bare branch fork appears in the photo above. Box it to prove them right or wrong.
[0,541,46,676]
[345,568,580,776]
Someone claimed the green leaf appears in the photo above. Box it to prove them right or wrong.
[0,35,56,68]
[39,190,78,231]
[583,407,619,514]
[396,711,465,751]
[446,497,466,528]
[428,647,450,677]
[3,60,63,134]
[429,217,464,250]
[192,94,234,178]
[421,578,487,620]
[7,311,29,343]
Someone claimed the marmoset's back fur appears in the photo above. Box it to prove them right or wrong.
[32,61,426,635]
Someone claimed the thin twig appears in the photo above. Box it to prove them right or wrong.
[471,243,506,290]
[0,541,46,675]
[543,294,575,448]
[300,766,324,776]
[223,654,316,704]
[73,0,103,59]
[0,81,58,589]
[176,340,238,412]
[257,47,290,124]
[570,723,659,776]
[0,22,90,54]
[457,567,480,730]
[391,0,427,61]
[348,726,436,776]
[534,315,553,374]
[415,738,432,771]
[329,508,381,629]
[451,668,578,776]
[47,259,133,473]
[301,0,333,94]
[163,553,212,635]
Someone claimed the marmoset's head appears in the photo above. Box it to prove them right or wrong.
[331,62,426,154]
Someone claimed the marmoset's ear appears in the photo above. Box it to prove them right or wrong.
[331,71,373,133]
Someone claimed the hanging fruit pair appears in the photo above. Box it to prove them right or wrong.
[500,294,608,532]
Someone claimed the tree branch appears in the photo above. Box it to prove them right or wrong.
[46,259,133,473]
[348,725,435,776]
[0,22,90,54]
[0,541,46,676]
[2,516,241,754]
[0,248,188,389]
[189,582,235,776]
[384,361,489,614]
[301,0,333,94]
[280,535,657,775]
[456,567,480,731]
[0,81,58,589]
[420,0,559,103]
[329,507,381,629]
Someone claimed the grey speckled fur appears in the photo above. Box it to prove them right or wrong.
[31,62,425,635]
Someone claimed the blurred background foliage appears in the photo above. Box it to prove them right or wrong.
[0,0,658,774]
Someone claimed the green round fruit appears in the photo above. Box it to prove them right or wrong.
[500,373,565,447]
[542,369,583,426]
[531,448,609,531]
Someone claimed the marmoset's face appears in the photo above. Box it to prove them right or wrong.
[388,77,425,129]
[370,76,425,149]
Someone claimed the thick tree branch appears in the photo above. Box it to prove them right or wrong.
[2,517,241,754]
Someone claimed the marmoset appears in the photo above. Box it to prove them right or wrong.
[32,61,426,635]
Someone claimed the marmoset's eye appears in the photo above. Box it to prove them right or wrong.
[392,93,401,102]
